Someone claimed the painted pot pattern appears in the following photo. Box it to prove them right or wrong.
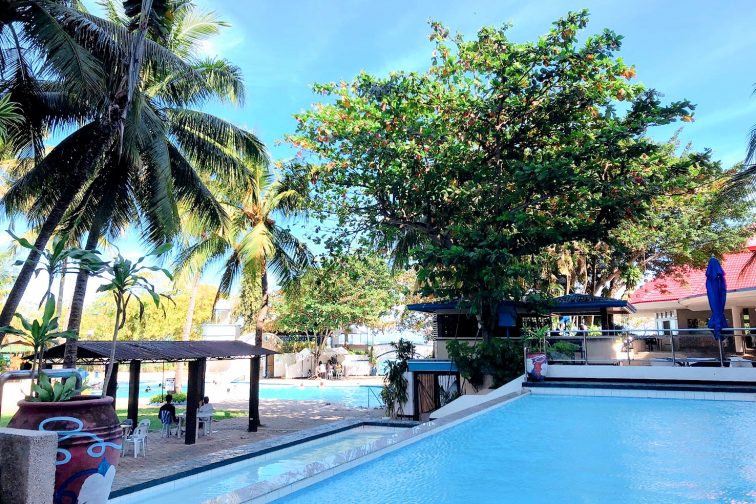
[8,395,122,504]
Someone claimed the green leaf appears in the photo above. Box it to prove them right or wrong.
[52,381,63,402]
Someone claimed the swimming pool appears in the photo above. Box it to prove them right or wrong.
[109,382,383,408]
[109,425,405,504]
[278,395,756,503]
[229,383,383,408]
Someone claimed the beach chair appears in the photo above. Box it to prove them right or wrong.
[123,419,150,457]
[159,409,177,437]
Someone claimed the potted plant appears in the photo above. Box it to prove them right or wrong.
[1,295,123,504]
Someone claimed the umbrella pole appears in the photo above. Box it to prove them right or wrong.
[718,339,724,367]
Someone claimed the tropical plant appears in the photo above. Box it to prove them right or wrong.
[97,245,173,397]
[58,0,261,368]
[288,11,720,340]
[0,95,21,142]
[0,295,77,393]
[7,231,106,308]
[447,337,524,391]
[31,373,85,402]
[175,161,312,427]
[0,1,264,354]
[275,254,400,374]
[380,338,414,418]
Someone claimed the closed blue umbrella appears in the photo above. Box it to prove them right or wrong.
[705,256,727,366]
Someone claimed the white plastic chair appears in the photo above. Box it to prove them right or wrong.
[198,414,213,436]
[123,419,150,457]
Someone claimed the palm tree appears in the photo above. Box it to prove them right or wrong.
[0,3,263,355]
[0,0,153,330]
[176,162,313,429]
[56,0,258,367]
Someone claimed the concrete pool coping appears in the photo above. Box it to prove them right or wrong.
[108,418,415,502]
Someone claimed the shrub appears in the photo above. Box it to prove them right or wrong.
[447,338,523,391]
[148,391,186,404]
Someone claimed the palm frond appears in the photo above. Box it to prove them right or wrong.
[167,142,226,232]
[269,226,313,292]
[22,1,106,100]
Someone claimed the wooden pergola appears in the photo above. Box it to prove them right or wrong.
[39,340,275,444]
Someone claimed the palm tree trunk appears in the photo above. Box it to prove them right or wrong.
[101,303,121,398]
[63,219,104,368]
[249,261,268,430]
[174,272,201,393]
[0,191,77,339]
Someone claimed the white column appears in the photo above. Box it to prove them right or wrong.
[731,306,745,353]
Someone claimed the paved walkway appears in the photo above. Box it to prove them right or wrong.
[113,399,383,491]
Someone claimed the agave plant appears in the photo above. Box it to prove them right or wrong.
[98,244,173,397]
[31,372,86,402]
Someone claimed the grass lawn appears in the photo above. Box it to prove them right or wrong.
[1,407,247,430]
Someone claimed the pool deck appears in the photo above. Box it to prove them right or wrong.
[112,397,384,493]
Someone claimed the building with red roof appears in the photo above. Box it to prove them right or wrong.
[629,241,756,354]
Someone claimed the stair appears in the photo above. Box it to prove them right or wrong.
[523,378,756,394]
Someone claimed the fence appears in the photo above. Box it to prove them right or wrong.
[525,327,755,368]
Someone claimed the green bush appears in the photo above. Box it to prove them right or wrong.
[447,338,523,391]
[148,391,186,404]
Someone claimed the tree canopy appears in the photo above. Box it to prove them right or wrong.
[274,254,400,339]
[80,283,217,341]
[288,11,741,337]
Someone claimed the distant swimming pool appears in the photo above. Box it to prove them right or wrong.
[278,395,756,503]
[230,383,383,408]
[111,382,383,408]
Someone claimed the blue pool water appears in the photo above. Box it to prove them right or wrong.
[278,395,756,503]
[108,382,382,408]
[230,383,383,408]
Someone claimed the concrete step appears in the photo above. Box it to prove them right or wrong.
[523,379,756,394]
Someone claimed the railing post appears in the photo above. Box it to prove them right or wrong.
[582,333,588,365]
[670,334,676,366]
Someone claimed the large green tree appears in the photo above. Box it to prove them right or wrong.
[58,0,256,368]
[80,283,216,340]
[274,254,401,371]
[288,12,724,338]
[548,157,752,298]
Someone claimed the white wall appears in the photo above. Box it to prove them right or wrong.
[547,364,756,382]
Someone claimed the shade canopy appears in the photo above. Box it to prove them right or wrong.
[35,340,275,365]
[706,257,728,341]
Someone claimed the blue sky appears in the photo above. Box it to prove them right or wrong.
[199,0,756,168]
[9,0,756,308]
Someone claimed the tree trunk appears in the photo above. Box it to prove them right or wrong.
[101,303,121,398]
[0,191,77,340]
[63,220,104,368]
[174,272,201,393]
[249,261,268,429]
[56,258,68,326]
[476,301,497,341]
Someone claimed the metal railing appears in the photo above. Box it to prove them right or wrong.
[366,385,384,409]
[522,327,756,369]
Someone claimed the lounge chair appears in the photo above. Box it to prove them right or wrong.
[123,419,150,457]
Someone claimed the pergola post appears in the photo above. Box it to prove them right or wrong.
[600,308,610,331]
[185,358,205,445]
[105,362,119,405]
[248,357,258,432]
[127,360,141,426]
